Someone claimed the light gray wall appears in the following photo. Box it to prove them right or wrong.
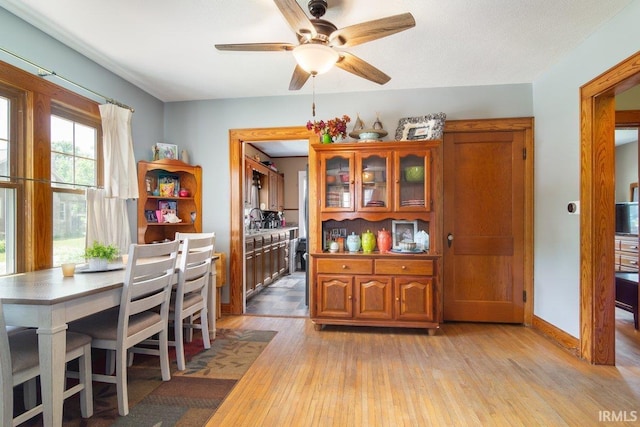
[615,141,638,202]
[0,7,165,240]
[532,0,640,337]
[164,85,533,304]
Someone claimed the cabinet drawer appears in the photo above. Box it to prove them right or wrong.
[621,239,639,253]
[620,254,639,269]
[316,258,373,274]
[375,259,433,275]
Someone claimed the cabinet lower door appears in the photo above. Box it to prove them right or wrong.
[355,276,393,320]
[394,277,434,321]
[317,275,353,318]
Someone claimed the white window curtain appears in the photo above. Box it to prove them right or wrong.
[84,104,138,253]
[86,188,131,253]
[99,104,139,199]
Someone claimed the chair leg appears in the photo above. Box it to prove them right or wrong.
[106,350,116,375]
[185,314,194,342]
[175,315,186,371]
[23,378,37,410]
[115,349,130,416]
[159,327,171,381]
[78,343,94,418]
[201,307,211,350]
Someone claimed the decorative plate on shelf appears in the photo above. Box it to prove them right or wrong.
[390,248,424,254]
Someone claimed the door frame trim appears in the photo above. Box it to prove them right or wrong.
[443,117,534,325]
[226,127,317,315]
[580,50,640,364]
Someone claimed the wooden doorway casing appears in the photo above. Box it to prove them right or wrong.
[580,51,640,364]
[227,127,317,315]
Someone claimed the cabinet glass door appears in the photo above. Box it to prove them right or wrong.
[396,151,431,211]
[357,153,391,211]
[321,153,354,211]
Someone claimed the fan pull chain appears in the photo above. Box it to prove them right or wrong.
[312,75,316,117]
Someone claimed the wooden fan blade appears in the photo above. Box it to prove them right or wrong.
[274,0,317,40]
[289,65,311,90]
[335,52,391,85]
[330,13,415,47]
[215,42,296,52]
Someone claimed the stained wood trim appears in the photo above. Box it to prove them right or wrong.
[442,117,534,325]
[227,127,317,314]
[580,50,640,365]
[532,315,580,356]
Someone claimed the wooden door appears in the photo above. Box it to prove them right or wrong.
[443,130,526,322]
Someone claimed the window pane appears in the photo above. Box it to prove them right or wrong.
[0,188,16,275]
[51,152,74,184]
[74,122,96,159]
[52,191,86,266]
[51,115,74,155]
[0,96,8,180]
[75,157,96,187]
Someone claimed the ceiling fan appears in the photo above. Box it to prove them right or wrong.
[215,0,416,90]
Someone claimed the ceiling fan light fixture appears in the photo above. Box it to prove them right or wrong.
[293,43,338,75]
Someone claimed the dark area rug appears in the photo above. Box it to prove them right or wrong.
[18,329,277,426]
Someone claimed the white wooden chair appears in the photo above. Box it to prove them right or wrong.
[0,304,93,426]
[172,232,215,370]
[68,240,179,416]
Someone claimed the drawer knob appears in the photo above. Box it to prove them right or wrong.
[632,261,638,265]
[396,297,400,301]
[348,295,352,300]
[401,265,407,270]
[342,265,347,269]
[632,246,639,249]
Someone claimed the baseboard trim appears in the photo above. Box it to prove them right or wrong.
[532,315,580,357]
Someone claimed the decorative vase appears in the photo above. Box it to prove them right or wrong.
[346,232,361,252]
[321,133,333,144]
[377,228,392,253]
[329,241,340,253]
[181,149,190,164]
[415,230,430,251]
[361,229,376,253]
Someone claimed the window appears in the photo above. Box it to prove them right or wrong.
[0,91,19,275]
[51,110,100,266]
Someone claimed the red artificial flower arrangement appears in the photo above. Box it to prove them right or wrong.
[306,115,351,140]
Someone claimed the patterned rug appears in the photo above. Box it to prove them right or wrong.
[20,329,277,426]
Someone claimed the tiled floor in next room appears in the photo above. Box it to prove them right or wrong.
[245,271,309,317]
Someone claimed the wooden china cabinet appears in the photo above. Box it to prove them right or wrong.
[309,140,443,334]
[137,159,202,243]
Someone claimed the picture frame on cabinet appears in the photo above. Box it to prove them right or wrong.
[395,113,446,141]
[158,175,179,197]
[156,142,178,160]
[145,210,158,223]
[392,220,418,248]
[158,200,177,211]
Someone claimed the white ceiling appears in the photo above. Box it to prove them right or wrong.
[0,0,633,104]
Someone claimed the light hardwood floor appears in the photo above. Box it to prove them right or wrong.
[208,312,640,426]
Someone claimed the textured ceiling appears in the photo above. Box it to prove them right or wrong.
[0,0,633,102]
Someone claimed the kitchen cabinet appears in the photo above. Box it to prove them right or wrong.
[137,159,202,243]
[309,140,442,333]
[244,228,296,298]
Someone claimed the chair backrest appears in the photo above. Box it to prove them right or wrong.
[118,240,179,343]
[174,232,216,253]
[174,233,215,307]
[0,303,13,426]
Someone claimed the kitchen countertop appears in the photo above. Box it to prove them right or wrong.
[244,226,299,239]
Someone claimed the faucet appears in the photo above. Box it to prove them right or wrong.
[248,208,263,232]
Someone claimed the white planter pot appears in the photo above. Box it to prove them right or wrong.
[88,258,108,271]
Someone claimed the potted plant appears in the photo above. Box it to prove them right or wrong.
[306,115,351,143]
[84,241,119,270]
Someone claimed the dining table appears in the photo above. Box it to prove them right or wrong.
[0,256,218,427]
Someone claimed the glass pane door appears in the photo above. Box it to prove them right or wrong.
[322,153,354,211]
[397,152,431,211]
[358,153,391,211]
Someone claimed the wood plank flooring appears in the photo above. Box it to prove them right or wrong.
[208,311,640,426]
